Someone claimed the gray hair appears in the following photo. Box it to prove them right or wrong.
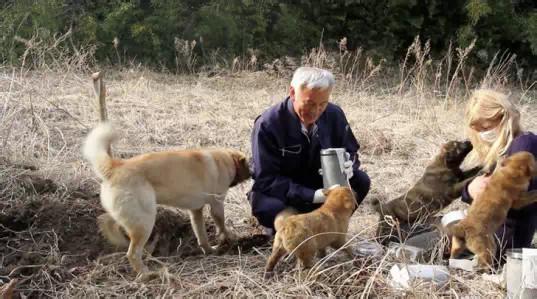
[290,67,335,90]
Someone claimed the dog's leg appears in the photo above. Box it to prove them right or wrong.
[461,166,482,179]
[376,216,399,245]
[317,248,327,259]
[450,236,466,259]
[189,208,214,254]
[511,190,537,209]
[209,199,232,245]
[126,226,152,274]
[265,235,286,274]
[332,237,353,259]
[447,176,474,198]
[467,234,495,271]
[295,242,315,270]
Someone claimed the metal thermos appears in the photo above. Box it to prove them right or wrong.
[320,148,350,188]
[506,249,537,299]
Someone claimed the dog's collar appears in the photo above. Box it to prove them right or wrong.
[229,159,241,187]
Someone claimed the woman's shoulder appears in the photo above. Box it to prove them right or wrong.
[508,132,537,156]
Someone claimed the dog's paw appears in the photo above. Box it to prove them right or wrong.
[135,270,160,282]
[200,246,216,255]
[263,270,275,280]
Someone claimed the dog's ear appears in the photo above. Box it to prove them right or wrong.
[231,151,251,181]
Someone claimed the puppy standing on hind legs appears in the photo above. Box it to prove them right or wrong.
[83,122,251,276]
[449,151,537,270]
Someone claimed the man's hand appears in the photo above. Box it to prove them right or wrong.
[313,184,341,203]
[313,189,327,203]
[343,152,354,179]
[468,175,491,199]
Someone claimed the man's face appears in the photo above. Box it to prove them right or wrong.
[290,86,331,127]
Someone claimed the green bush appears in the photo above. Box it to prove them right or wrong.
[0,0,535,70]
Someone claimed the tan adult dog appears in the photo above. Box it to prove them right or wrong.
[373,140,481,244]
[264,186,356,274]
[83,122,251,274]
[450,151,537,269]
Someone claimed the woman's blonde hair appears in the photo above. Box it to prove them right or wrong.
[465,89,522,170]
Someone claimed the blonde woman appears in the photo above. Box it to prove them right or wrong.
[462,89,537,251]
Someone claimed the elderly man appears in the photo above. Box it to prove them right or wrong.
[248,67,371,234]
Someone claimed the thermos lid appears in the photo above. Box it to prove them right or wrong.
[320,148,346,155]
[506,248,523,259]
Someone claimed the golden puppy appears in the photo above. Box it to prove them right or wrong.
[450,151,537,269]
[265,186,356,273]
[83,123,250,274]
[373,140,481,244]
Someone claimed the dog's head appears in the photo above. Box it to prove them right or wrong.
[497,151,537,179]
[440,140,473,169]
[322,186,357,215]
[229,150,251,187]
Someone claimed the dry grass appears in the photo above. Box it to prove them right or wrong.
[1,44,536,298]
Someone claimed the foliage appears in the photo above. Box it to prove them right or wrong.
[0,0,535,70]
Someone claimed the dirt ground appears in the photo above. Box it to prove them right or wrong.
[0,159,272,298]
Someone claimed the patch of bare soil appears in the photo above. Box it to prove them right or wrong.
[0,165,268,297]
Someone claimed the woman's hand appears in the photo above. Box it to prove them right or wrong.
[468,175,491,199]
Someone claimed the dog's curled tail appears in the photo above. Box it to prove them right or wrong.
[97,213,129,248]
[83,122,119,180]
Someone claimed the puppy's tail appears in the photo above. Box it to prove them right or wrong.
[274,207,298,232]
[83,122,119,180]
[97,213,129,248]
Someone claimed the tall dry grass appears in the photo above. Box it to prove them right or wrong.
[0,36,536,297]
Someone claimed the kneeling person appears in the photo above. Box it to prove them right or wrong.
[248,67,371,234]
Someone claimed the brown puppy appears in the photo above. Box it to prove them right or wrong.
[265,186,356,274]
[449,151,537,269]
[83,123,251,275]
[373,140,481,244]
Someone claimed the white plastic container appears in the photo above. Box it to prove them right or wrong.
[388,242,425,262]
[354,241,384,258]
[389,264,450,289]
[441,210,467,228]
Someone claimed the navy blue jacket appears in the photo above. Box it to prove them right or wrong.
[462,132,537,248]
[250,97,361,206]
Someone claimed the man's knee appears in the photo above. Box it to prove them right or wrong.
[350,170,371,205]
[248,191,287,229]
